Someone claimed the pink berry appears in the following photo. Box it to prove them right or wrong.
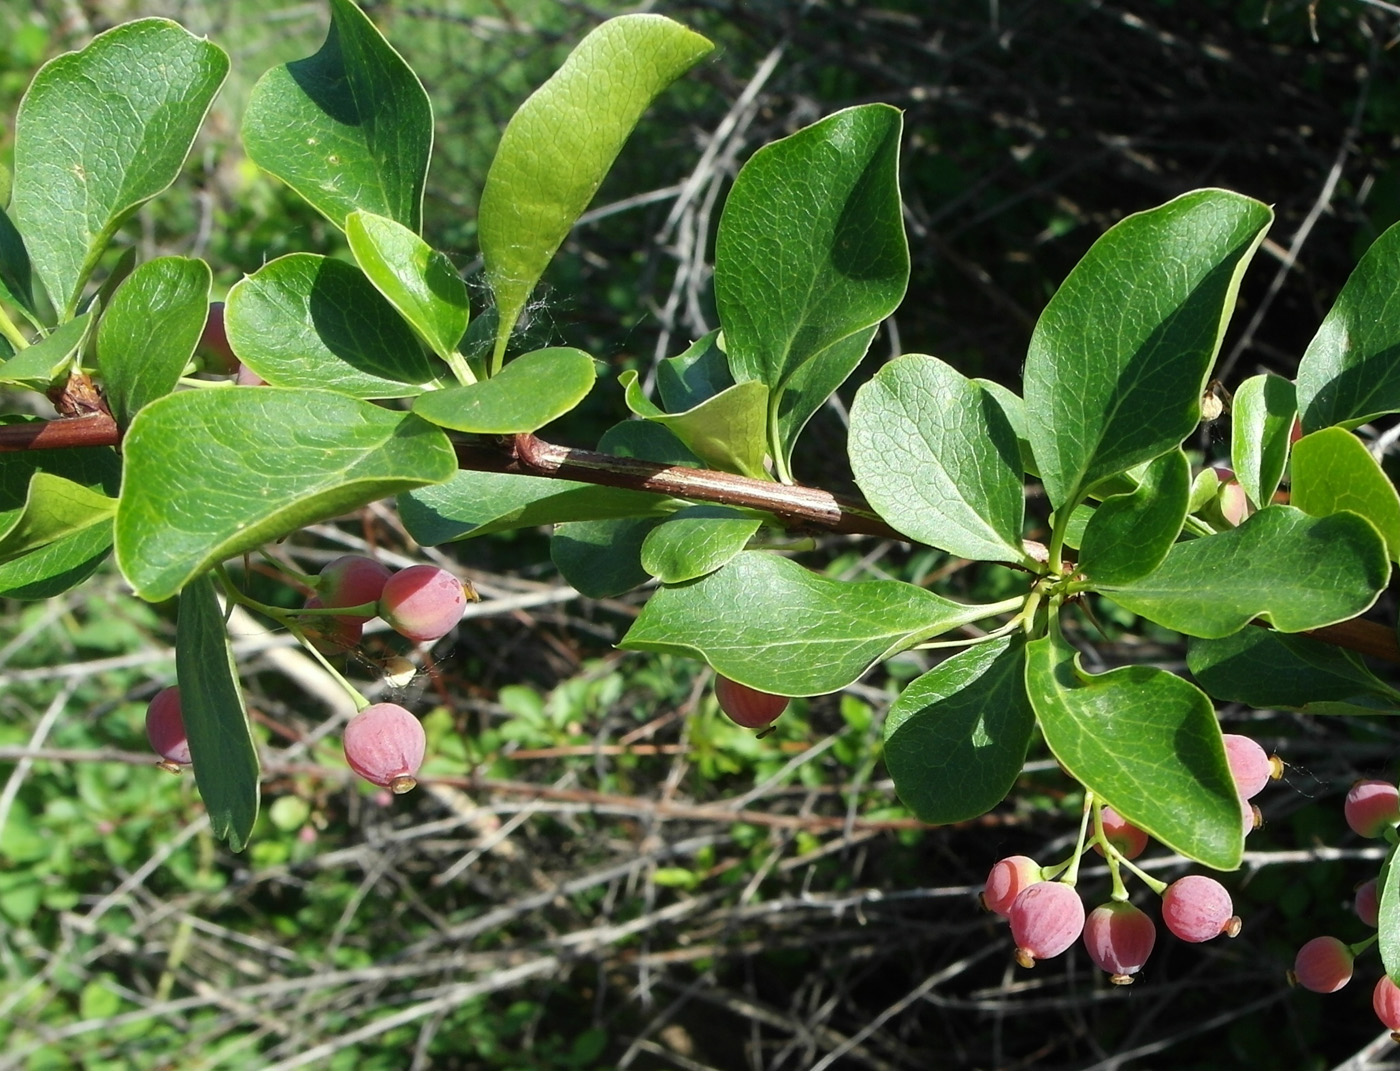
[1009,881,1086,968]
[196,301,239,374]
[318,555,392,620]
[714,675,789,729]
[1161,875,1241,943]
[342,703,426,794]
[1374,976,1400,1037]
[1095,806,1149,860]
[1356,878,1380,929]
[1346,780,1400,839]
[235,362,266,386]
[302,595,364,655]
[378,564,467,643]
[146,686,191,768]
[1083,901,1157,984]
[982,855,1043,917]
[1290,936,1354,993]
[1222,734,1275,799]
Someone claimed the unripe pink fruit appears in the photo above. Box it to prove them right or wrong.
[1356,878,1380,929]
[982,855,1043,917]
[343,703,425,793]
[235,362,266,386]
[1161,875,1240,943]
[1223,733,1277,799]
[146,686,191,769]
[318,554,392,620]
[196,301,239,374]
[378,565,467,643]
[1094,805,1149,860]
[1346,780,1400,838]
[1290,936,1354,993]
[714,675,789,729]
[302,595,364,655]
[1009,881,1085,968]
[1374,975,1400,1038]
[1083,901,1157,984]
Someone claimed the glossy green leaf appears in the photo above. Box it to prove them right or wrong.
[11,20,227,316]
[241,0,430,232]
[1379,846,1400,984]
[479,14,712,364]
[657,330,733,413]
[849,353,1026,563]
[715,104,908,475]
[0,441,120,502]
[345,210,469,361]
[1291,427,1400,562]
[618,369,769,478]
[0,474,114,563]
[1099,505,1389,637]
[413,347,595,433]
[0,311,93,389]
[1297,220,1400,431]
[640,506,763,583]
[226,254,440,398]
[399,470,672,544]
[96,256,210,426]
[1187,629,1400,714]
[116,387,456,601]
[620,551,999,696]
[976,378,1037,475]
[0,206,37,319]
[1027,617,1240,870]
[1230,372,1295,510]
[177,573,259,853]
[1023,190,1272,509]
[1078,449,1189,585]
[597,419,705,468]
[0,522,112,600]
[552,515,663,598]
[883,635,1034,824]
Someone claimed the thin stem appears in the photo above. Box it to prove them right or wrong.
[0,305,29,351]
[1114,852,1168,896]
[1062,791,1096,887]
[443,350,477,386]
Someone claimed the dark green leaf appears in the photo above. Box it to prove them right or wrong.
[1078,449,1189,585]
[0,206,37,319]
[976,378,1037,475]
[774,326,878,478]
[115,387,456,601]
[639,505,763,583]
[884,635,1034,824]
[1023,189,1272,509]
[11,20,228,316]
[657,330,733,413]
[1291,427,1400,562]
[0,474,114,563]
[1027,616,1240,870]
[242,0,431,231]
[1099,505,1389,637]
[552,515,663,598]
[0,521,112,600]
[618,369,769,478]
[1230,372,1295,510]
[412,347,595,433]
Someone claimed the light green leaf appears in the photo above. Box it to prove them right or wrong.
[657,330,733,413]
[849,353,1026,563]
[552,515,663,598]
[0,473,114,563]
[620,551,999,696]
[115,387,456,601]
[479,14,712,365]
[1023,189,1272,509]
[0,310,93,389]
[241,0,431,232]
[618,369,769,479]
[177,573,259,853]
[1291,427,1400,562]
[412,347,595,433]
[96,255,210,426]
[345,210,469,361]
[0,522,113,601]
[640,506,763,583]
[1078,449,1189,585]
[1099,505,1389,637]
[1230,372,1295,510]
[1027,616,1240,870]
[11,20,228,316]
[226,254,440,398]
[884,635,1034,824]
[1379,847,1400,984]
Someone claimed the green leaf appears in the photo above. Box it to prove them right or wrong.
[1291,427,1400,562]
[0,521,113,600]
[1230,372,1295,510]
[1297,220,1400,431]
[1078,449,1189,585]
[640,505,763,583]
[241,0,431,232]
[226,254,440,398]
[657,330,733,413]
[11,20,228,316]
[0,473,114,563]
[1023,189,1272,509]
[620,551,999,696]
[96,256,211,426]
[479,14,712,365]
[412,347,595,433]
[976,378,1037,476]
[177,573,259,852]
[0,310,93,389]
[715,104,908,475]
[399,470,673,544]
[884,635,1035,824]
[345,210,469,361]
[1187,629,1400,714]
[115,387,456,601]
[598,419,704,467]
[849,354,1026,563]
[0,206,38,319]
[1027,616,1240,870]
[1098,505,1389,637]
[1379,846,1400,984]
[618,369,769,478]
[552,515,663,598]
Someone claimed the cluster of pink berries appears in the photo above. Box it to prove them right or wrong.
[302,553,469,652]
[1288,777,1400,1039]
[982,733,1279,984]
